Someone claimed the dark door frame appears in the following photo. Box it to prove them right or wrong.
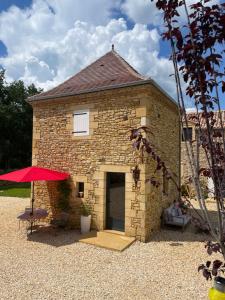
[106,172,125,232]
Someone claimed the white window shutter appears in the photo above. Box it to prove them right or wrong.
[73,110,89,136]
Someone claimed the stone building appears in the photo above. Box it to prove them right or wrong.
[181,110,225,197]
[28,48,180,242]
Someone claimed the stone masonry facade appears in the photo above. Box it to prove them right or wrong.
[181,116,225,197]
[31,83,180,242]
[181,121,198,184]
[181,125,215,198]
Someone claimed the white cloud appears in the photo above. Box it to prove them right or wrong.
[47,0,122,27]
[0,0,121,55]
[122,0,220,26]
[186,107,196,113]
[24,56,55,82]
[0,0,176,98]
[121,0,162,26]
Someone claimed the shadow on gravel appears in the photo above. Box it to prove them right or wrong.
[148,208,217,243]
[27,226,80,247]
[26,208,217,246]
[149,228,209,243]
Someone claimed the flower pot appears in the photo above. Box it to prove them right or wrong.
[80,215,91,234]
[78,191,84,198]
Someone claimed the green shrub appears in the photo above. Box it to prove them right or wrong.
[181,184,189,197]
[80,202,91,216]
[57,180,71,212]
[199,179,208,199]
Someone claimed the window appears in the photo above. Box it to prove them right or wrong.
[77,182,84,198]
[73,110,89,136]
[182,127,192,141]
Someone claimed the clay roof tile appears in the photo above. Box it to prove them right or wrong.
[29,49,147,101]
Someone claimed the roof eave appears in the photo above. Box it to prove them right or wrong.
[149,78,177,107]
[28,79,178,108]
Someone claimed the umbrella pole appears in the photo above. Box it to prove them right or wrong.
[31,181,34,215]
[30,181,34,234]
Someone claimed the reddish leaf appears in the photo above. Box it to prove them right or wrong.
[222,81,225,93]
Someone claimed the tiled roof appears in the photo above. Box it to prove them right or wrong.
[28,49,147,101]
[186,110,225,129]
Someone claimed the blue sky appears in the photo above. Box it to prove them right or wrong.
[0,0,223,109]
[0,0,31,57]
[0,0,31,56]
[0,0,31,11]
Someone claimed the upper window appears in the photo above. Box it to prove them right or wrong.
[73,110,89,136]
[182,127,192,142]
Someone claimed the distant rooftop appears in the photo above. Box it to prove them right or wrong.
[186,110,225,129]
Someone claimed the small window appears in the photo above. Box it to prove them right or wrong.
[73,110,89,136]
[182,127,192,141]
[77,182,84,198]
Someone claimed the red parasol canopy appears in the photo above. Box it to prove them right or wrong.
[0,166,69,182]
[0,166,70,234]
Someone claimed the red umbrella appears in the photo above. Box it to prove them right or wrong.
[0,166,70,233]
[0,166,69,182]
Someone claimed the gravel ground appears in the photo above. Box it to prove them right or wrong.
[0,197,221,300]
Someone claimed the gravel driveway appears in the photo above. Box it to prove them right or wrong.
[0,197,220,299]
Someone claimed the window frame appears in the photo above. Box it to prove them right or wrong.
[182,127,193,142]
[77,182,84,198]
[73,109,90,136]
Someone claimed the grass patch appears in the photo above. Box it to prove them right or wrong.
[0,183,31,198]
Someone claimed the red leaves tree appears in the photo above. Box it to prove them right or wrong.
[133,0,225,279]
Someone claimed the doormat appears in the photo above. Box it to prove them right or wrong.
[79,231,135,252]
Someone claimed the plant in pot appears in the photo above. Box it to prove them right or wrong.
[80,202,91,234]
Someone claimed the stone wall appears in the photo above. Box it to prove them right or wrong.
[181,125,210,191]
[181,122,198,184]
[31,83,179,242]
[143,88,180,240]
[181,127,224,197]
